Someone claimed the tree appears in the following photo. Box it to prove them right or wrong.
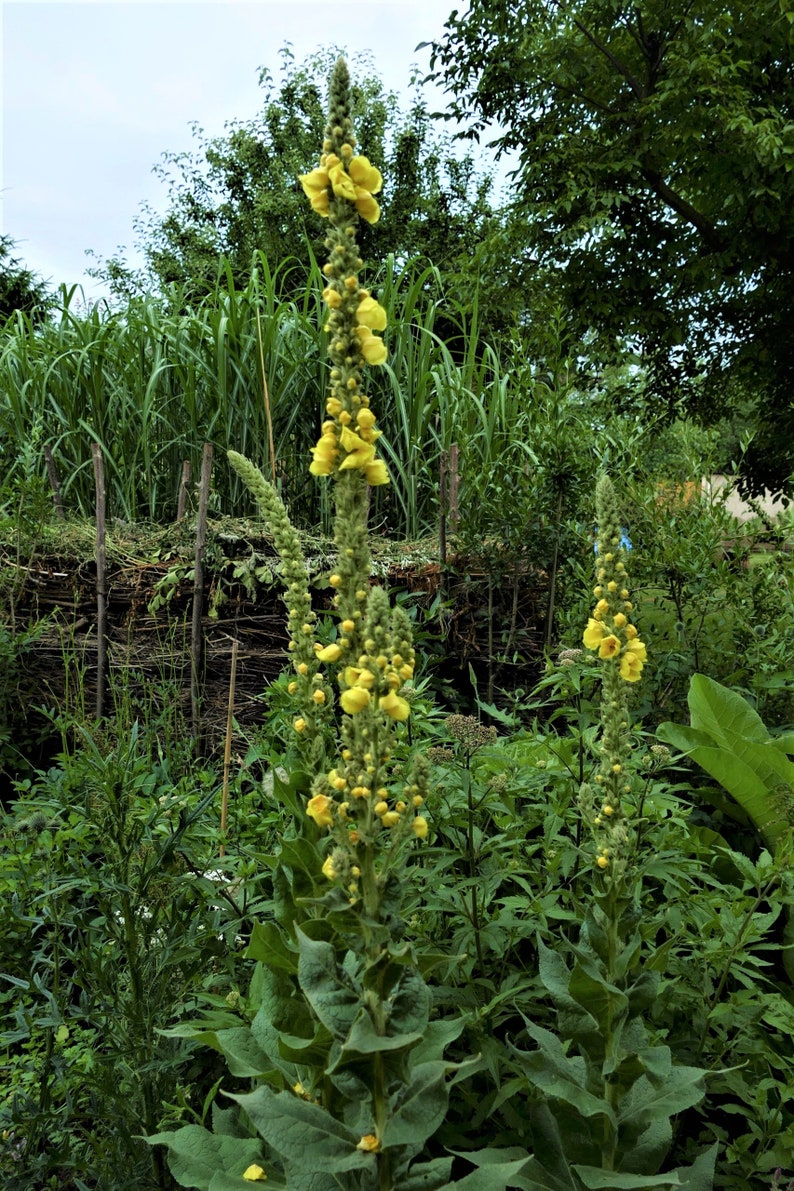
[0,237,51,322]
[90,47,501,319]
[426,0,794,494]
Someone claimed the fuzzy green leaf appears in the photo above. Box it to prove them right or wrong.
[618,1065,708,1131]
[513,1024,616,1129]
[573,1167,683,1188]
[383,1060,451,1149]
[245,920,299,972]
[568,960,628,1038]
[398,1156,455,1189]
[296,928,361,1039]
[147,1126,263,1190]
[230,1084,372,1175]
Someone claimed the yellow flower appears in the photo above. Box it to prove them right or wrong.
[312,689,326,704]
[619,651,644,683]
[293,717,307,733]
[243,1164,268,1182]
[356,1134,381,1153]
[315,642,342,663]
[596,855,609,870]
[625,623,639,640]
[309,432,338,476]
[299,167,330,215]
[365,458,390,486]
[624,637,647,663]
[583,618,606,649]
[349,156,383,194]
[322,286,342,308]
[356,296,388,331]
[356,326,388,365]
[412,815,429,839]
[340,686,371,714]
[613,612,627,628]
[379,690,411,721]
[327,155,358,202]
[339,426,377,470]
[381,811,400,827]
[595,599,610,614]
[321,854,337,880]
[598,635,621,659]
[356,407,377,431]
[354,190,381,223]
[306,794,334,827]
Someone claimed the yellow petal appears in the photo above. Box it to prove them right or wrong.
[354,190,380,224]
[379,691,411,721]
[315,643,342,663]
[365,459,390,486]
[356,326,387,365]
[598,635,621,659]
[349,156,383,194]
[321,855,337,880]
[625,638,647,662]
[582,618,605,650]
[306,794,333,828]
[340,687,371,714]
[356,296,387,331]
[412,815,428,839]
[328,162,357,202]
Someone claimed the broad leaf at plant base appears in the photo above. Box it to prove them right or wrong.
[657,674,794,851]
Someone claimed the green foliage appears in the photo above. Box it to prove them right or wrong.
[658,675,794,853]
[427,0,794,494]
[0,236,51,323]
[91,46,499,318]
[0,708,257,1190]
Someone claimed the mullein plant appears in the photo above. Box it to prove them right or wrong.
[510,475,718,1189]
[151,59,528,1191]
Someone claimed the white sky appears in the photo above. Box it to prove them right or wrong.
[1,0,473,299]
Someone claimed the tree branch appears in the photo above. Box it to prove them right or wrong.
[639,166,727,253]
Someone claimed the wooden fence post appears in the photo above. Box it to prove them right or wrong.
[176,460,191,521]
[190,444,213,747]
[92,444,107,720]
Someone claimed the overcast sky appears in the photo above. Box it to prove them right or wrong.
[2,0,472,299]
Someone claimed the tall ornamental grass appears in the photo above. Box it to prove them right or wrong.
[1,254,522,539]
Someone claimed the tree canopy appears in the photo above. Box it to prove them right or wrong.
[91,47,503,321]
[427,0,794,494]
[0,237,51,323]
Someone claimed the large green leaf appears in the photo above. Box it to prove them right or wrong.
[617,1066,708,1132]
[658,675,794,850]
[147,1126,263,1190]
[296,928,361,1039]
[687,673,770,745]
[245,920,299,972]
[383,1060,451,1149]
[230,1084,373,1175]
[512,1024,616,1128]
[573,1167,682,1188]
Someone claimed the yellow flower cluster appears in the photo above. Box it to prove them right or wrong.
[299,149,383,224]
[302,140,389,483]
[309,400,388,483]
[582,555,647,682]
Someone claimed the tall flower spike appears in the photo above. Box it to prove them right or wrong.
[299,58,390,487]
[581,475,647,877]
